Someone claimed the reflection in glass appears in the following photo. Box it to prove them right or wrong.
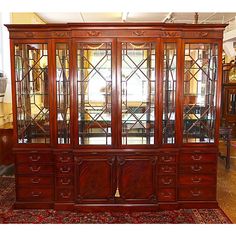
[227,91,236,115]
[56,43,70,144]
[77,42,112,145]
[121,42,156,145]
[15,43,49,143]
[162,43,176,144]
[229,66,236,82]
[183,43,218,143]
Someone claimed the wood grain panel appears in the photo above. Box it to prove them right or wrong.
[75,156,115,203]
[117,156,157,203]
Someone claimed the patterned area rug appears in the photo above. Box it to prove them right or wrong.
[0,176,232,224]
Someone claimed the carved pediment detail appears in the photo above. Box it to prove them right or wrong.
[87,31,101,37]
[133,30,145,36]
[199,32,209,37]
[53,31,70,37]
[162,31,180,37]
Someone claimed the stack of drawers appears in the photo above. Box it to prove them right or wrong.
[15,151,54,204]
[178,152,217,201]
[157,153,177,202]
[55,152,74,202]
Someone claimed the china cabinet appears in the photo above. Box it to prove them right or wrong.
[221,60,236,137]
[5,23,226,210]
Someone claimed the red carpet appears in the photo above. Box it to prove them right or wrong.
[0,176,232,224]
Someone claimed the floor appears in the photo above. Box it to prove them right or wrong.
[218,141,236,223]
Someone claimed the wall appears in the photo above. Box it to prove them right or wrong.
[11,12,46,24]
[0,12,45,127]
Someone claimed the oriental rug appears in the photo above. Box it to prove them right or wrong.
[0,176,232,224]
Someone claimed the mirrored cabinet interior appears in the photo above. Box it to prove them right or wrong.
[6,23,226,210]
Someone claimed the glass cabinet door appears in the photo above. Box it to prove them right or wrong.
[183,43,218,143]
[56,43,70,144]
[162,42,177,144]
[77,42,112,145]
[15,43,50,144]
[121,42,156,145]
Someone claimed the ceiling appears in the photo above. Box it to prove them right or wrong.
[37,12,236,24]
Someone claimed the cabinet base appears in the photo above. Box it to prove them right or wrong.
[14,202,54,209]
[178,201,218,209]
[13,201,219,211]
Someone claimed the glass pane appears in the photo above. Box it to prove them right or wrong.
[15,43,49,144]
[77,42,112,145]
[227,91,236,114]
[121,42,156,145]
[56,43,70,144]
[183,43,218,143]
[229,66,236,83]
[162,43,176,144]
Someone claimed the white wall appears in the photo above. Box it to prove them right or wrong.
[0,12,12,103]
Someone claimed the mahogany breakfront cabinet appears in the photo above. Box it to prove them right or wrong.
[5,23,226,211]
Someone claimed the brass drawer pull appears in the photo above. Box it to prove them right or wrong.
[30,166,41,172]
[60,192,71,199]
[59,156,71,163]
[29,156,40,162]
[31,191,42,197]
[31,178,41,184]
[161,156,173,162]
[60,178,71,185]
[191,190,201,197]
[161,178,173,185]
[191,177,202,183]
[161,166,173,172]
[60,167,71,173]
[161,191,172,197]
[191,155,202,161]
[191,165,202,172]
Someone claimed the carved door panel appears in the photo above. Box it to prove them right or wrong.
[117,156,157,204]
[75,155,115,203]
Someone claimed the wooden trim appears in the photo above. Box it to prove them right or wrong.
[5,23,226,40]
[215,39,223,146]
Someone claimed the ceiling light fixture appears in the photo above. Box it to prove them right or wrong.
[163,12,173,23]
[122,12,129,22]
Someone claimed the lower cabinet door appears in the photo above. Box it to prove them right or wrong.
[75,156,115,203]
[117,156,157,204]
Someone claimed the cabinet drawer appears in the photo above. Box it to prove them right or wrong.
[158,175,176,187]
[16,187,53,202]
[55,154,73,163]
[56,176,74,187]
[159,154,176,163]
[180,153,216,163]
[179,187,216,201]
[158,188,176,201]
[16,164,53,175]
[158,164,176,174]
[56,164,74,175]
[56,188,74,202]
[17,176,53,186]
[16,153,53,164]
[179,163,216,174]
[179,175,216,186]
